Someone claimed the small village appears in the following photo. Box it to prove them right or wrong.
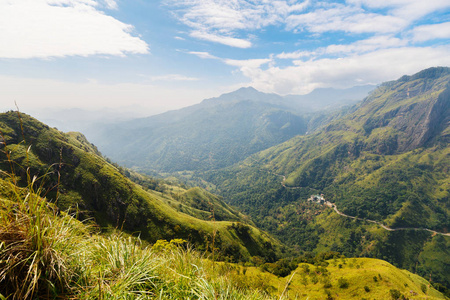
[308,194,336,210]
[307,194,326,204]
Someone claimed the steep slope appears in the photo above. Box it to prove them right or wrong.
[206,67,450,286]
[89,87,308,172]
[0,111,282,262]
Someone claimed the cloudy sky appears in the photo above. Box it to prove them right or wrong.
[1,0,449,114]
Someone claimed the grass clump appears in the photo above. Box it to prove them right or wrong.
[0,162,81,299]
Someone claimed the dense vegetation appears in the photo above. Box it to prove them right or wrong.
[0,171,445,299]
[0,111,283,263]
[204,67,450,288]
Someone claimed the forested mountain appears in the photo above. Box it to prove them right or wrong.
[88,86,373,173]
[88,87,306,172]
[0,111,283,262]
[205,67,450,287]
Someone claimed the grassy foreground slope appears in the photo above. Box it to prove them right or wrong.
[206,67,450,286]
[0,111,282,262]
[0,175,445,299]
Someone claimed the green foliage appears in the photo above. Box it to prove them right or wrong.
[390,289,403,300]
[151,238,187,253]
[0,111,283,265]
[338,277,349,288]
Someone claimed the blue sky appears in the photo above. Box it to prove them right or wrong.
[0,0,449,114]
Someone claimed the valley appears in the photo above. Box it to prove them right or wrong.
[1,67,449,299]
[86,67,450,291]
[2,0,450,298]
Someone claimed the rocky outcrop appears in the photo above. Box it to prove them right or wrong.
[361,68,450,154]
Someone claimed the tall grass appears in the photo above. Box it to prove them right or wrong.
[0,173,74,298]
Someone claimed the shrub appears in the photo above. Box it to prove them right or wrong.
[325,289,334,300]
[338,277,349,289]
[390,289,402,299]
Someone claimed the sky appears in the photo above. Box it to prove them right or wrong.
[0,0,449,115]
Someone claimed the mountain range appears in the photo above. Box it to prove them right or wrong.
[86,85,374,173]
[81,68,449,287]
[0,67,449,298]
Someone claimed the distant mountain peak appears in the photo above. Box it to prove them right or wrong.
[236,86,258,92]
[221,86,266,98]
[204,86,284,105]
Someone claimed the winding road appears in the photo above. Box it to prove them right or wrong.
[274,173,450,237]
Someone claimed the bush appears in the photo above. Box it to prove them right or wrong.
[338,277,349,289]
[325,289,334,300]
[323,279,332,288]
[364,285,370,292]
[390,289,402,299]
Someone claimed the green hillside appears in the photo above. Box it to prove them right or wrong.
[0,111,282,262]
[1,172,445,299]
[246,257,446,299]
[205,67,450,287]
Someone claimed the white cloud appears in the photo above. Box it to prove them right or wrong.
[233,46,450,95]
[188,51,219,59]
[347,0,450,21]
[277,50,315,59]
[223,58,273,83]
[412,22,450,42]
[325,35,407,54]
[103,0,118,10]
[224,58,272,68]
[286,5,407,34]
[164,0,309,47]
[190,31,252,48]
[0,0,148,59]
[165,0,449,47]
[150,74,200,81]
[277,36,407,61]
